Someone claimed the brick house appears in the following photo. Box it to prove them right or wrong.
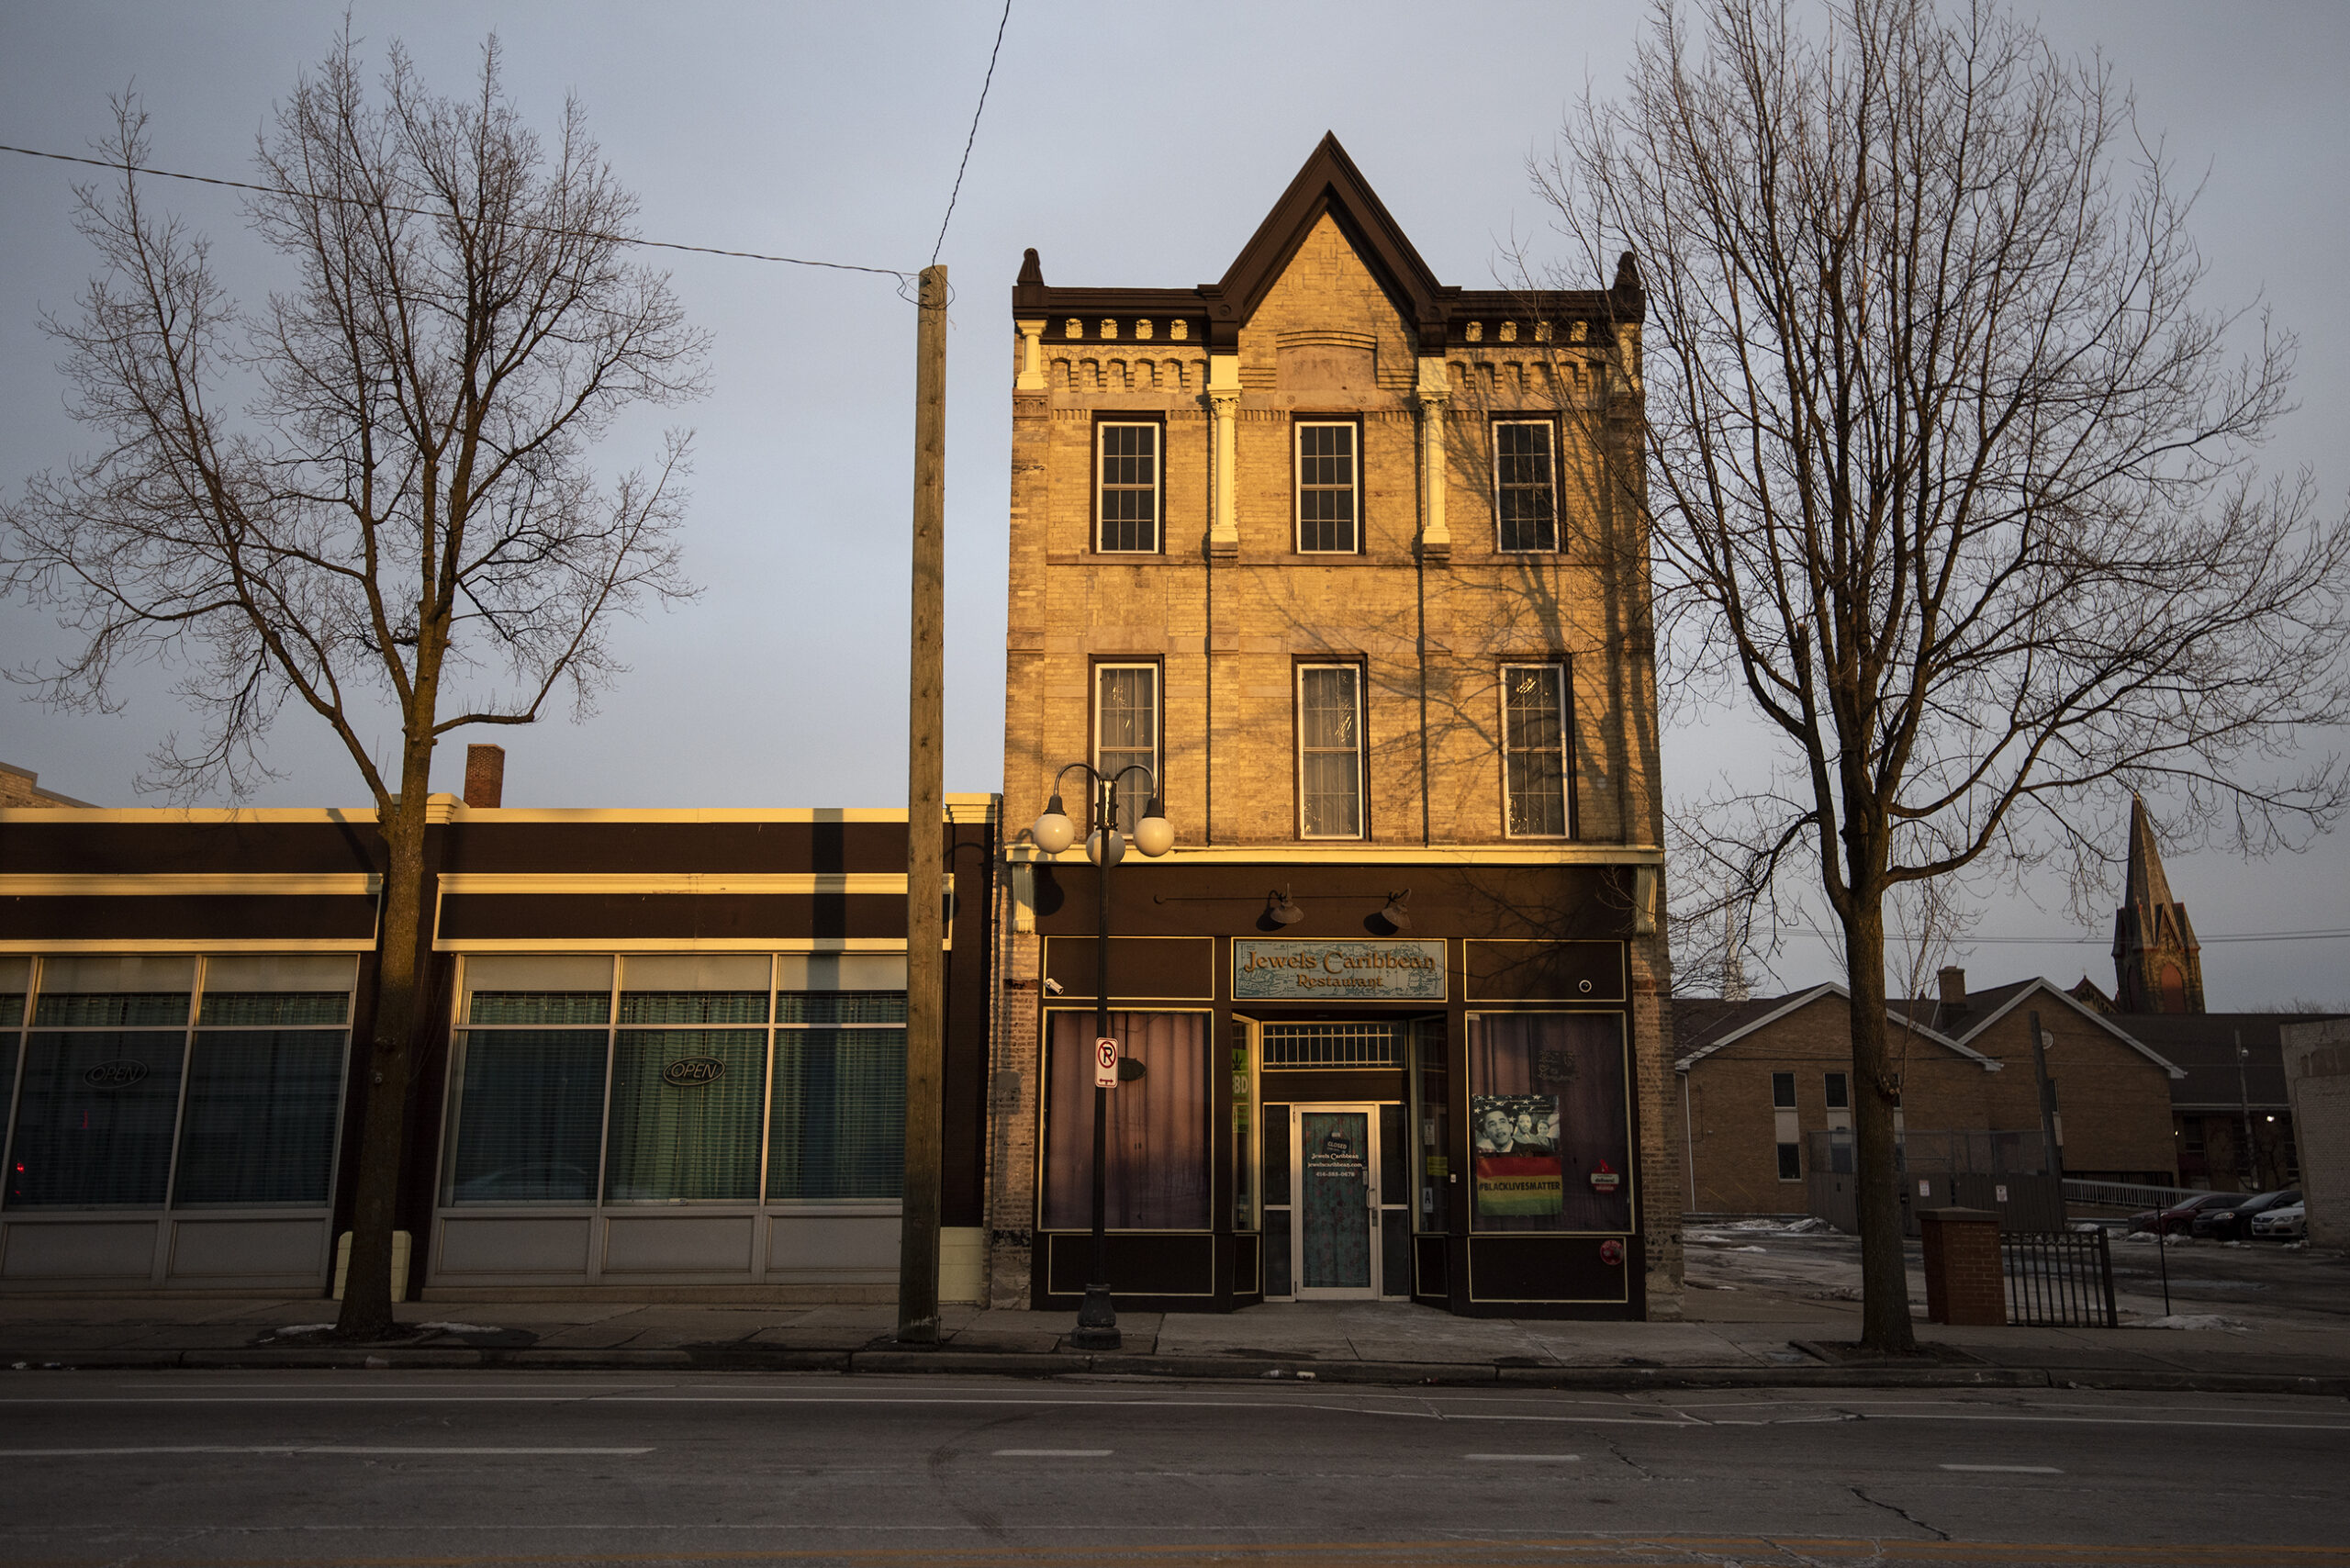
[990,136,1679,1317]
[1676,973,2181,1217]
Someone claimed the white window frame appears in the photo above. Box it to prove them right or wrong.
[1293,420,1360,554]
[1092,662,1160,831]
[1095,420,1160,554]
[1492,419,1559,553]
[1498,662,1570,839]
[1295,662,1365,840]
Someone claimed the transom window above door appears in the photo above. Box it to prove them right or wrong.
[1096,421,1159,553]
[1295,421,1359,554]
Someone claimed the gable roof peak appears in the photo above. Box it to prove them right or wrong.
[1203,133,1451,349]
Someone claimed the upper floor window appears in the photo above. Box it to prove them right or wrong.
[1297,664,1364,839]
[1094,663,1159,832]
[1295,421,1358,554]
[1097,421,1159,553]
[1494,420,1558,553]
[1500,663,1569,837]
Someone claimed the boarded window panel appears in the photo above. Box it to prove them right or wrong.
[445,1030,607,1204]
[767,1028,906,1201]
[8,1031,188,1207]
[173,1030,347,1205]
[1466,1013,1630,1234]
[603,1029,767,1203]
[1042,1011,1210,1230]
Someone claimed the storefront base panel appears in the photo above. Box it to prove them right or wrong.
[1036,1230,1223,1310]
[426,1215,987,1302]
[1456,1233,1643,1318]
[0,1215,331,1294]
[420,1282,904,1305]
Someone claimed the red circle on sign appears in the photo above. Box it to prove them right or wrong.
[1599,1239,1625,1266]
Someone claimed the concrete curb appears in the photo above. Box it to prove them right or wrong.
[6,1342,2346,1397]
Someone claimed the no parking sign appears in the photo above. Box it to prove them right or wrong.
[1094,1036,1120,1089]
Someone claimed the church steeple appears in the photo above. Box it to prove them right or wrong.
[2112,794,2204,1014]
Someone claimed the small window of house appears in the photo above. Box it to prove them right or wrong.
[1297,664,1364,839]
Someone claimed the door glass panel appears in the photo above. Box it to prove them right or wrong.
[1300,1110,1371,1290]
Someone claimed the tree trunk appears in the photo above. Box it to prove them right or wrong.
[334,766,431,1338]
[1843,894,1917,1354]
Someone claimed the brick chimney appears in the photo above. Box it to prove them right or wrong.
[464,744,506,808]
[1937,965,1968,1010]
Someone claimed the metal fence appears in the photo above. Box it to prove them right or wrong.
[2064,1178,2204,1213]
[2001,1228,2117,1327]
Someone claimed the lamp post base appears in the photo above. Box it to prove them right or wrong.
[1069,1282,1122,1350]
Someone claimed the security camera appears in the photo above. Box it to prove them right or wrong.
[1042,977,1064,995]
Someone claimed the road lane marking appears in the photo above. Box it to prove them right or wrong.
[1940,1462,2063,1473]
[1465,1452,1581,1462]
[991,1448,1112,1456]
[0,1445,651,1456]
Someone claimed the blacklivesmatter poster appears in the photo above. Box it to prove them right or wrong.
[1472,1094,1562,1218]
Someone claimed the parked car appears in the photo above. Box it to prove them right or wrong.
[2198,1189,2300,1240]
[2250,1202,2308,1240]
[2131,1192,2244,1235]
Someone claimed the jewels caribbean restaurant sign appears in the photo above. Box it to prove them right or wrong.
[1232,939,1446,1002]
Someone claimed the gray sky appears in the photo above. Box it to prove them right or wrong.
[2,2,2344,1007]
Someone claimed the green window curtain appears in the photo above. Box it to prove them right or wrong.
[173,1030,348,1205]
[603,1028,766,1202]
[445,1029,608,1204]
[197,992,350,1026]
[767,1028,905,1201]
[8,1031,187,1207]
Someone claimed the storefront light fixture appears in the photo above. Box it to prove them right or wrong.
[1379,890,1412,930]
[1268,887,1305,925]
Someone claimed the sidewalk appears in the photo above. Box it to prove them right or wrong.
[6,1288,2347,1394]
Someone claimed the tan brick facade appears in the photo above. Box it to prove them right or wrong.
[990,138,1679,1318]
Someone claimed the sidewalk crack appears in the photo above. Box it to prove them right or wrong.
[1848,1484,1950,1540]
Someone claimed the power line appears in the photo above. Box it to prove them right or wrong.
[1792,927,2350,946]
[0,141,912,281]
[930,0,1012,267]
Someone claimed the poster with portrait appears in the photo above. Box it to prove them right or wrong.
[1472,1092,1562,1217]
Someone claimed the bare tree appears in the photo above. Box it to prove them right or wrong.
[4,35,706,1337]
[1536,0,2350,1350]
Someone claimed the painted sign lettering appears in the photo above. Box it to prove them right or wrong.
[1231,939,1446,1001]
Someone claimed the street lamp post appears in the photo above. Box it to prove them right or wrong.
[1031,763,1173,1351]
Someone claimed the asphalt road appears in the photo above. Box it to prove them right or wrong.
[1,1370,2344,1567]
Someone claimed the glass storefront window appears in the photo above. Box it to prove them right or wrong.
[1412,1017,1449,1231]
[1465,1012,1632,1233]
[1042,1010,1210,1230]
[438,954,912,1211]
[604,1027,767,1202]
[768,1014,904,1201]
[3,954,358,1213]
[10,1029,187,1208]
[174,1031,346,1205]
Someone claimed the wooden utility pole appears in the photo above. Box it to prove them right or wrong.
[897,263,948,1343]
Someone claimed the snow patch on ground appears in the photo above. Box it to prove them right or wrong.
[2137,1314,2252,1332]
[419,1322,500,1336]
[275,1324,336,1336]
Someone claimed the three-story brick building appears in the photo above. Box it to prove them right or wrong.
[989,137,1680,1318]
